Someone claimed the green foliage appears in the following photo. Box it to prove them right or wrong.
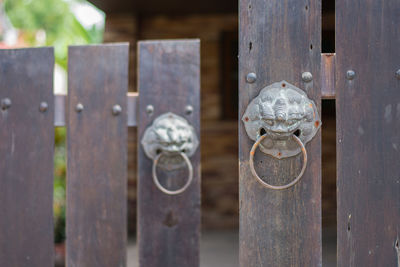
[4,0,104,68]
[54,127,66,243]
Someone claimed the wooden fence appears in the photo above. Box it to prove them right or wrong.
[0,0,399,265]
[0,40,200,267]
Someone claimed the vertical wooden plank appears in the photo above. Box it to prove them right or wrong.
[67,44,128,267]
[239,0,322,266]
[138,40,201,267]
[336,1,400,266]
[0,48,54,266]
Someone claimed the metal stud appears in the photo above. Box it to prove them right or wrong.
[396,69,400,80]
[146,105,154,116]
[1,98,11,110]
[302,72,313,82]
[185,105,193,115]
[246,72,257,83]
[75,103,84,113]
[39,102,48,113]
[112,105,122,116]
[346,70,356,80]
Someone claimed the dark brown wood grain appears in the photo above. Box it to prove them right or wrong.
[67,44,128,267]
[0,48,54,266]
[336,1,400,266]
[137,40,201,267]
[322,53,336,99]
[239,0,322,266]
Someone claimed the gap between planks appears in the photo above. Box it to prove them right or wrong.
[53,54,334,127]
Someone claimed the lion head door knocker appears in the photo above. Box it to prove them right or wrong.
[242,81,321,190]
[141,112,199,195]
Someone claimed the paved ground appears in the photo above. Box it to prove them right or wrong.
[128,228,336,267]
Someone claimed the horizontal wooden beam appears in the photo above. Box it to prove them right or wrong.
[54,92,138,127]
[126,92,139,126]
[53,54,334,126]
[321,53,336,99]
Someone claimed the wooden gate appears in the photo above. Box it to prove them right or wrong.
[1,1,399,266]
[0,40,200,267]
[239,0,399,266]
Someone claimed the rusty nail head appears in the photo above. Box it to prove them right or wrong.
[146,105,154,115]
[185,105,193,115]
[396,69,400,80]
[76,103,84,113]
[302,72,313,82]
[246,72,257,83]
[39,102,48,113]
[112,104,122,116]
[346,70,356,80]
[1,98,11,110]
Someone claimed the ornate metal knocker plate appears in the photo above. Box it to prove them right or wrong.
[242,81,321,189]
[142,112,199,195]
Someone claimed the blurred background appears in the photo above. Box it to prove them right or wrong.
[0,0,336,266]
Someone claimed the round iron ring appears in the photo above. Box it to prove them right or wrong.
[249,134,308,190]
[152,151,193,195]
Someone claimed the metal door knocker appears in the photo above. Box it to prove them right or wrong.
[242,81,321,190]
[142,112,199,195]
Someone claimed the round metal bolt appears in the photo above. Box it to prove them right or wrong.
[396,69,400,80]
[185,105,193,115]
[39,102,48,113]
[146,105,154,115]
[246,72,257,83]
[75,103,84,113]
[346,70,356,80]
[302,72,313,82]
[112,104,122,116]
[1,98,11,110]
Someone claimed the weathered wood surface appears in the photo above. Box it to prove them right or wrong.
[239,0,322,266]
[0,48,54,266]
[138,40,201,267]
[67,44,128,267]
[336,0,400,266]
[321,53,335,99]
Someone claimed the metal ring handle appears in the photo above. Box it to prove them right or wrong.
[152,151,193,195]
[249,134,307,190]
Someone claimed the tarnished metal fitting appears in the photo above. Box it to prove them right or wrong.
[242,81,321,190]
[302,72,313,82]
[142,112,199,170]
[249,134,307,190]
[112,105,122,116]
[75,103,84,113]
[1,98,12,110]
[346,70,356,80]
[396,69,400,80]
[39,102,48,113]
[246,72,257,83]
[185,105,193,115]
[142,112,199,195]
[146,105,154,115]
[242,81,320,159]
[152,151,193,195]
